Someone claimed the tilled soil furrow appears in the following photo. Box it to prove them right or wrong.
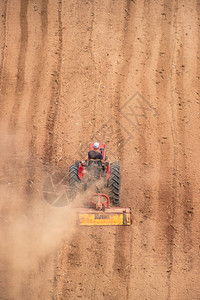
[9,0,28,130]
[0,0,8,91]
[43,2,63,162]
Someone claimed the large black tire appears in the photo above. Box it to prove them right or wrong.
[69,164,81,198]
[108,161,120,206]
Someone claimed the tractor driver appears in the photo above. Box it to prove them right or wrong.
[88,142,104,166]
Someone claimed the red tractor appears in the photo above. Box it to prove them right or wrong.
[69,143,120,206]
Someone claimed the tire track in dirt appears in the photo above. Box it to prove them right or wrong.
[44,0,63,162]
[174,5,194,276]
[9,0,28,130]
[0,0,8,91]
[198,1,200,124]
[156,1,176,297]
[112,227,133,300]
[88,1,98,138]
[138,1,152,167]
[0,2,21,127]
[113,0,134,161]
[24,0,49,195]
[133,0,157,226]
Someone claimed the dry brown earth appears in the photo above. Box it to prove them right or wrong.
[0,0,200,299]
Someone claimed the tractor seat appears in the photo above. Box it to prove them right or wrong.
[88,159,102,167]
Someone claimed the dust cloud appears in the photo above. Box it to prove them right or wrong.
[0,186,78,299]
[0,132,78,299]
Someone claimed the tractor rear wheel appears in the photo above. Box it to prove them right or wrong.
[108,161,120,206]
[69,164,81,198]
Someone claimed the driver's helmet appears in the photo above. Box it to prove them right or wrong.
[93,142,99,149]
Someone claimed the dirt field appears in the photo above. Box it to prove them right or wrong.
[0,0,200,299]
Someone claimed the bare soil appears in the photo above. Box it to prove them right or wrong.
[0,0,200,299]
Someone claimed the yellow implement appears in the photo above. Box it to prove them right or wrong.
[78,208,131,226]
[77,193,132,226]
